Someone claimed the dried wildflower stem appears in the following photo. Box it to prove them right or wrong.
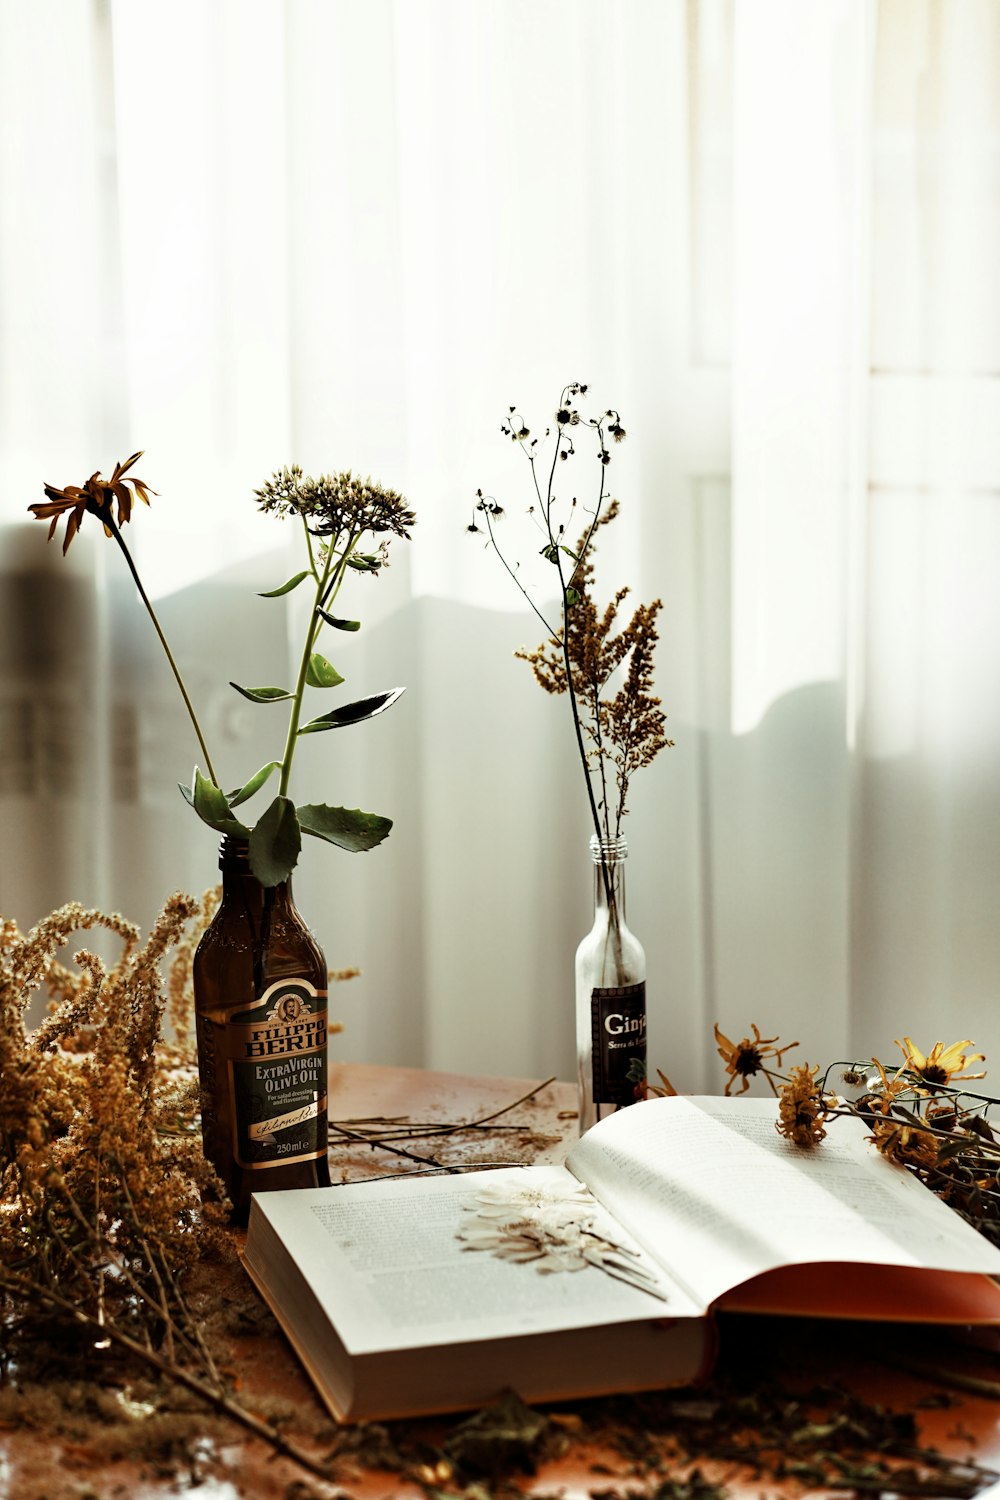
[476,389,670,964]
[104,513,220,785]
[328,1076,560,1173]
[326,1122,455,1173]
[0,894,341,1481]
[330,1076,557,1143]
[482,420,618,915]
[877,1351,1000,1402]
[47,1173,231,1397]
[0,1266,337,1482]
[541,405,619,916]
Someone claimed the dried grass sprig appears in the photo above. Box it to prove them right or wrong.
[470,385,672,925]
[1,894,568,1485]
[0,895,347,1475]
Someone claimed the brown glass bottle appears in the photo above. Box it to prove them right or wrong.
[194,836,331,1221]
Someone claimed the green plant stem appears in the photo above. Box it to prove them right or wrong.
[106,517,220,787]
[277,530,359,798]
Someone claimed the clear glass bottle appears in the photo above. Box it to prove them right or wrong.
[575,834,647,1134]
[194,836,331,1221]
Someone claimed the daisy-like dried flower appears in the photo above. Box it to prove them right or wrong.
[29,451,154,554]
[853,1058,941,1172]
[714,1021,799,1096]
[895,1036,986,1087]
[776,1063,834,1148]
[853,1057,921,1123]
[629,1058,677,1099]
[870,1115,941,1170]
[29,452,223,795]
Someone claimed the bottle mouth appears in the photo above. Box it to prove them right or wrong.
[589,833,628,863]
[219,834,252,871]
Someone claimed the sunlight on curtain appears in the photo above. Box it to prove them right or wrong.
[731,0,872,738]
[853,0,1000,1056]
[1,0,998,1089]
[109,0,291,593]
[0,2,113,509]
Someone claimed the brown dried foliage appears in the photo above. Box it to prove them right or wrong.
[517,502,673,836]
[0,893,231,1364]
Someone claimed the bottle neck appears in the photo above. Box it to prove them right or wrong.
[218,837,293,907]
[591,834,627,920]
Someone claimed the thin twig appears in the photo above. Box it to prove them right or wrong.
[330,1075,557,1140]
[0,1267,336,1483]
[327,1075,559,1175]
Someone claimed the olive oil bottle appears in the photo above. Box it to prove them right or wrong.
[194,836,331,1220]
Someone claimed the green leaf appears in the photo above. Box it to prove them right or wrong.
[190,768,251,837]
[297,687,405,735]
[346,553,381,572]
[228,760,281,809]
[540,543,559,564]
[305,652,345,689]
[317,609,361,632]
[178,781,194,807]
[565,586,581,607]
[258,570,310,598]
[230,682,294,703]
[297,803,393,853]
[248,795,301,887]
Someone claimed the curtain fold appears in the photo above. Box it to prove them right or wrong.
[1,0,997,1087]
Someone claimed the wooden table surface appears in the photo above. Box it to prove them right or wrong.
[4,1064,1000,1500]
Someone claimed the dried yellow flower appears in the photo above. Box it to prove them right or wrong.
[776,1063,834,1147]
[895,1036,986,1086]
[29,451,154,554]
[714,1021,799,1096]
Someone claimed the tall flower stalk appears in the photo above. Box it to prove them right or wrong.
[30,456,414,886]
[470,385,671,927]
[30,454,220,786]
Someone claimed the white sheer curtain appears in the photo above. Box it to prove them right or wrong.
[1,0,997,1089]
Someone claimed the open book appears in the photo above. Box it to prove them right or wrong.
[243,1094,1000,1421]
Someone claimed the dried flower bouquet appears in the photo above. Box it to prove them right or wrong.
[470,385,672,895]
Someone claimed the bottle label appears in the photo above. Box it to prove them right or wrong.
[219,978,329,1170]
[591,981,646,1105]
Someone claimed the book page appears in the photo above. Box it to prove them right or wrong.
[248,1164,702,1357]
[567,1095,1000,1309]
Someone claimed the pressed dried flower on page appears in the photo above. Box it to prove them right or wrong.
[457,1182,669,1299]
